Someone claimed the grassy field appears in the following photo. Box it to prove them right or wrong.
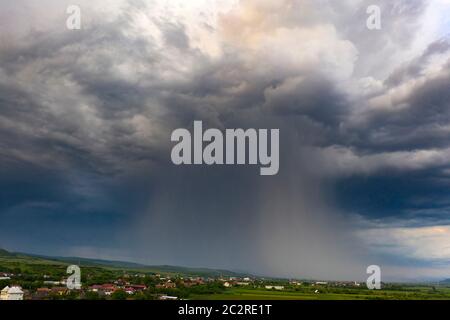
[191,286,450,300]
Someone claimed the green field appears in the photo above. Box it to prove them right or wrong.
[192,286,450,300]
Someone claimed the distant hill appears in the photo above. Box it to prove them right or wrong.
[40,255,247,277]
[0,249,248,278]
[440,279,450,285]
[0,248,16,257]
[24,254,148,269]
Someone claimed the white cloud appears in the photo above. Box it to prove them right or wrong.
[359,225,450,261]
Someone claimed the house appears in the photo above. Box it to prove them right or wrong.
[123,284,147,295]
[156,281,176,289]
[129,284,147,291]
[44,280,65,286]
[51,287,68,296]
[1,286,9,300]
[90,285,103,292]
[0,273,13,278]
[236,282,250,286]
[125,287,136,295]
[223,282,232,288]
[8,286,24,300]
[192,278,205,285]
[181,281,192,287]
[159,295,178,300]
[265,285,284,290]
[35,288,51,299]
[89,284,117,295]
[1,286,24,300]
[182,278,204,287]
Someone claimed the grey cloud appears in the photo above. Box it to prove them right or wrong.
[160,22,190,49]
[346,41,450,153]
[0,0,449,280]
[386,38,450,87]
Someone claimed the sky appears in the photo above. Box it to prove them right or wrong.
[0,0,449,282]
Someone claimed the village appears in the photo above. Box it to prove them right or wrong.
[0,271,216,300]
[0,269,367,300]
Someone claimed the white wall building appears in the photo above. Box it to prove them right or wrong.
[0,286,24,300]
[0,286,9,300]
[265,285,284,290]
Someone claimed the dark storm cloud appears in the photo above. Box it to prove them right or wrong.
[344,38,450,153]
[262,75,349,128]
[1,0,450,279]
[335,170,450,221]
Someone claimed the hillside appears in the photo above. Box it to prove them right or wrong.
[0,248,15,257]
[0,248,247,278]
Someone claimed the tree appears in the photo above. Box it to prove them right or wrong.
[111,289,128,300]
[84,291,103,300]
